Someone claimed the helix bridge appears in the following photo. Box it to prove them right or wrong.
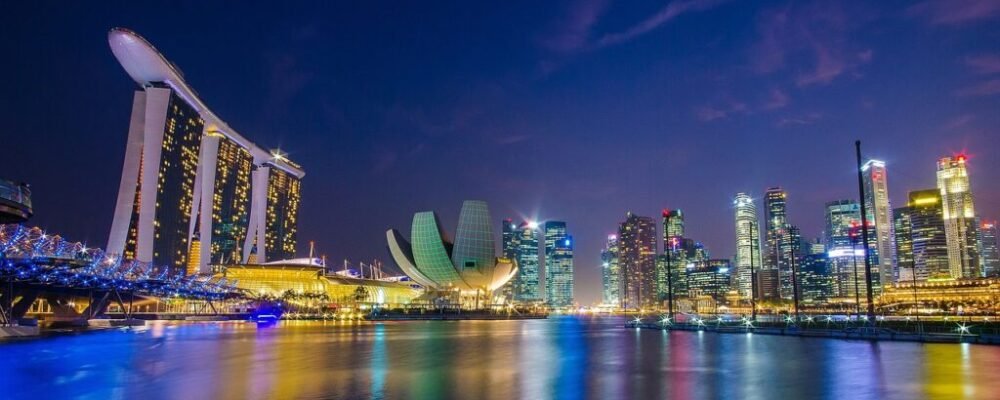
[0,224,241,323]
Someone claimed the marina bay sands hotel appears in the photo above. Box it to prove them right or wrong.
[106,28,304,275]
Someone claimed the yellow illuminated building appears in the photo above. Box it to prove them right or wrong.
[187,236,202,276]
[265,168,301,260]
[215,262,420,306]
[882,278,1000,308]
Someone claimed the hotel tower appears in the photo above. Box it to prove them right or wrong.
[106,29,304,275]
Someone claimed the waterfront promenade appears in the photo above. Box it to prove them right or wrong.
[627,315,1000,344]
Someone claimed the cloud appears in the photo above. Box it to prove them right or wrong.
[695,106,728,121]
[596,0,729,48]
[762,88,789,110]
[944,114,975,130]
[776,112,823,127]
[537,0,609,54]
[956,79,1000,96]
[695,100,748,122]
[908,0,1000,25]
[964,54,1000,75]
[371,150,398,173]
[495,134,530,145]
[750,3,873,87]
[538,0,729,69]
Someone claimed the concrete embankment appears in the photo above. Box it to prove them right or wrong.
[633,322,1000,344]
[367,312,547,321]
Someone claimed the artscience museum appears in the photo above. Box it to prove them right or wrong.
[386,200,517,302]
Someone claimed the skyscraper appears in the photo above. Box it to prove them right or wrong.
[513,221,541,302]
[502,218,517,260]
[779,225,803,300]
[893,190,950,282]
[764,187,794,299]
[106,29,304,274]
[499,218,517,299]
[937,156,981,278]
[981,222,1000,277]
[734,193,761,299]
[660,209,685,303]
[862,160,895,286]
[601,234,620,306]
[618,212,657,309]
[544,221,574,307]
[825,200,862,298]
[662,209,684,241]
[798,252,833,302]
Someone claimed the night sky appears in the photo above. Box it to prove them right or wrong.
[2,1,999,304]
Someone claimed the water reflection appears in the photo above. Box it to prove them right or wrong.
[2,316,1000,399]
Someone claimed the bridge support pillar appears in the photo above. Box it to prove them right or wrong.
[9,290,39,320]
[82,291,112,319]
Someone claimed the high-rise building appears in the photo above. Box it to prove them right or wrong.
[502,218,517,260]
[824,200,862,298]
[764,187,796,300]
[544,221,574,307]
[499,218,518,300]
[798,253,833,302]
[778,225,803,300]
[601,234,620,306]
[662,209,684,242]
[937,156,981,278]
[981,222,1000,277]
[734,193,762,299]
[685,260,731,301]
[862,160,895,286]
[764,187,788,270]
[893,190,950,282]
[618,212,657,309]
[659,209,686,302]
[513,221,541,302]
[106,29,304,275]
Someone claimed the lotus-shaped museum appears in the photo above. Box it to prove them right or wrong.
[386,200,516,293]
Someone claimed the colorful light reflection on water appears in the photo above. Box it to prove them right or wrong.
[2,316,1000,399]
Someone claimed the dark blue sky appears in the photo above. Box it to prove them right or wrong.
[2,1,999,303]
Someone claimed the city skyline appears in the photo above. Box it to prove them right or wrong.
[2,2,1000,304]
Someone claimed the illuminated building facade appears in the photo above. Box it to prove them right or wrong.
[824,200,862,298]
[685,260,731,301]
[499,218,517,299]
[106,29,304,275]
[937,156,980,278]
[734,193,761,299]
[385,200,517,295]
[764,187,796,300]
[982,222,1000,277]
[216,262,419,306]
[544,221,574,307]
[618,212,657,309]
[601,234,620,305]
[798,253,833,302]
[862,160,896,286]
[512,221,541,302]
[662,209,684,241]
[893,190,950,282]
[659,209,688,301]
[205,136,253,265]
[881,278,1000,308]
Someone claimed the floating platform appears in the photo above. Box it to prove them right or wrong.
[88,318,146,328]
[0,325,40,337]
[366,312,547,321]
[184,315,231,321]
